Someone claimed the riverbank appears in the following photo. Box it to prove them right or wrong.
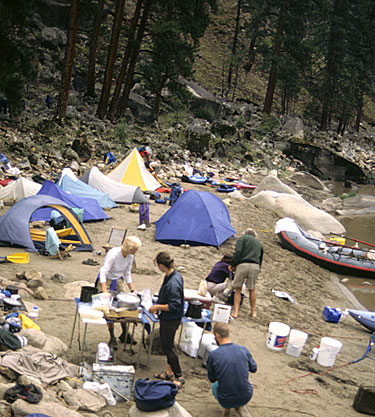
[0,181,373,417]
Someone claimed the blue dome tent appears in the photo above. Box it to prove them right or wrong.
[155,190,236,247]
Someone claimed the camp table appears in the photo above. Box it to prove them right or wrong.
[142,308,212,369]
[69,298,145,367]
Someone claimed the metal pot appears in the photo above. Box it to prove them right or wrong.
[3,297,22,311]
[116,293,140,310]
[185,300,202,319]
[80,286,99,303]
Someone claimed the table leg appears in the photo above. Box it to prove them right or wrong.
[69,305,78,348]
[136,323,144,369]
[193,322,207,369]
[146,322,156,368]
[80,323,88,363]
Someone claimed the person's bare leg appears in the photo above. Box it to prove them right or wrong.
[222,408,231,417]
[249,289,256,318]
[235,406,251,416]
[232,288,242,318]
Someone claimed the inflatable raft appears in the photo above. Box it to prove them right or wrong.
[348,309,375,332]
[275,217,375,279]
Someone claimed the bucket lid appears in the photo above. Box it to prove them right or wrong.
[321,337,342,348]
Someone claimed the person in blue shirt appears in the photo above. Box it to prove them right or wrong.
[149,251,185,388]
[207,322,257,417]
[206,254,232,299]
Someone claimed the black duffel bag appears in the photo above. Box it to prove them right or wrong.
[4,383,42,404]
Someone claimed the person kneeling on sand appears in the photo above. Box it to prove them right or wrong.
[206,254,233,300]
[230,228,263,319]
[96,236,141,349]
[207,322,257,417]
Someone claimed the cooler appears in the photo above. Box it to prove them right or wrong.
[322,306,341,323]
[93,364,135,401]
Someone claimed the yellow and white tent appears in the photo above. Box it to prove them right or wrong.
[107,148,160,191]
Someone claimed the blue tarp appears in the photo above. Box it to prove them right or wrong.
[59,174,117,209]
[31,181,109,222]
[155,190,236,247]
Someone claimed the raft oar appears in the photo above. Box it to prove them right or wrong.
[0,252,30,264]
[330,233,375,248]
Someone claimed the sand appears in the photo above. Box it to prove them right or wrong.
[0,184,373,417]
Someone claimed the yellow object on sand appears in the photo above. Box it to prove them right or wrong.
[329,237,346,245]
[19,313,41,330]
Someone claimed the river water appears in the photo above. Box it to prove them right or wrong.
[330,183,375,311]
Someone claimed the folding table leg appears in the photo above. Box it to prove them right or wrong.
[69,305,78,348]
[193,322,207,369]
[80,323,88,363]
[146,322,156,368]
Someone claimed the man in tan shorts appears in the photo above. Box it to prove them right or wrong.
[230,228,263,319]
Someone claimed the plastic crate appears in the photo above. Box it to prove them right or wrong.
[93,364,135,402]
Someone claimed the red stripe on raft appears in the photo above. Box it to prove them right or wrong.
[280,231,374,273]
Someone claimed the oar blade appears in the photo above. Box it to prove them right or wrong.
[5,253,30,264]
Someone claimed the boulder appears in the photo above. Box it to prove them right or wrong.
[129,401,193,417]
[63,388,106,412]
[252,172,299,196]
[185,119,211,156]
[42,335,68,356]
[20,328,47,348]
[281,115,304,139]
[24,270,43,282]
[290,171,330,192]
[41,27,67,49]
[11,398,83,417]
[72,138,92,162]
[128,92,154,123]
[248,190,346,234]
[341,194,375,209]
[185,80,220,115]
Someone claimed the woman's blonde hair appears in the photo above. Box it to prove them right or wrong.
[122,236,142,252]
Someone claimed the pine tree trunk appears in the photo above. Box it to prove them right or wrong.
[355,93,363,132]
[244,33,257,73]
[56,0,80,119]
[320,0,339,131]
[86,0,105,97]
[227,0,242,98]
[263,0,287,115]
[107,0,143,121]
[97,0,126,119]
[118,0,152,119]
[154,76,167,122]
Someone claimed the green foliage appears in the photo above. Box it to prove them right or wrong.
[0,0,36,116]
[192,107,216,122]
[256,114,279,135]
[337,192,357,200]
[114,119,131,141]
[159,110,188,128]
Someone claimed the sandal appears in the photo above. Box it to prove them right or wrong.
[172,376,185,388]
[154,371,173,381]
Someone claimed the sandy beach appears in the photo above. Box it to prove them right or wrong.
[0,182,373,417]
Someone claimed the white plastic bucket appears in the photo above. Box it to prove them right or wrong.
[286,329,308,357]
[266,322,290,351]
[317,337,342,367]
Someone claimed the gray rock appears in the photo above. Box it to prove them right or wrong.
[51,273,66,283]
[252,173,299,196]
[12,398,83,417]
[63,147,80,161]
[128,92,154,123]
[41,27,67,49]
[0,382,15,399]
[27,279,44,289]
[129,401,193,417]
[42,335,68,356]
[34,287,49,300]
[341,194,375,209]
[20,328,47,348]
[281,115,304,139]
[186,119,211,156]
[290,172,330,191]
[63,388,106,412]
[24,270,43,281]
[320,197,343,212]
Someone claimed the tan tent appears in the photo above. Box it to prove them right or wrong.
[0,177,41,203]
[107,148,160,191]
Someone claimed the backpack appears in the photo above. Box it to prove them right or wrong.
[169,183,182,206]
[104,152,116,165]
[134,378,177,412]
[4,383,42,404]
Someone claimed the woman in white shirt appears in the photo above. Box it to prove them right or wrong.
[96,236,141,348]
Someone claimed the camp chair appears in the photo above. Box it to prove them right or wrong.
[102,226,127,253]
